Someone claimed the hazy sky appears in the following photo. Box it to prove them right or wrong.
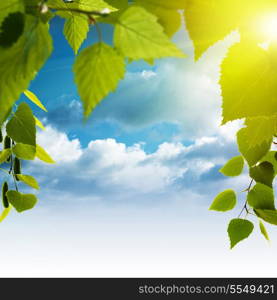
[0,17,276,277]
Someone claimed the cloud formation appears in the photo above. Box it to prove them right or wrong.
[24,125,245,209]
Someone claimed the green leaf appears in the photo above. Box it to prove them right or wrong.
[0,15,52,125]
[12,143,36,160]
[24,90,47,112]
[36,145,55,164]
[0,12,25,48]
[114,6,185,60]
[135,0,183,37]
[6,102,36,146]
[105,0,128,9]
[227,218,254,249]
[0,149,12,164]
[237,127,272,167]
[261,151,277,173]
[0,206,12,223]
[0,1,24,24]
[244,116,277,147]
[6,190,37,213]
[247,183,275,210]
[63,15,89,54]
[250,162,275,187]
[220,156,244,177]
[209,190,236,212]
[259,220,270,241]
[74,42,125,118]
[34,116,45,130]
[184,0,238,60]
[136,0,187,10]
[16,174,39,190]
[48,0,117,18]
[220,42,277,124]
[255,209,277,226]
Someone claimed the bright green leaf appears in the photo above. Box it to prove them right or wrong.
[6,190,37,213]
[244,116,277,146]
[36,145,55,164]
[0,149,12,164]
[63,15,89,54]
[228,218,254,249]
[247,183,275,210]
[12,143,36,160]
[16,174,40,190]
[259,220,270,241]
[34,116,46,130]
[6,102,36,146]
[0,15,52,125]
[0,206,12,223]
[220,42,277,124]
[114,6,185,60]
[184,0,239,60]
[24,90,47,112]
[209,190,236,212]
[220,156,244,177]
[74,42,125,118]
[135,0,183,37]
[237,127,272,167]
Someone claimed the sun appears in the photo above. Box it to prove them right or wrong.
[260,13,277,42]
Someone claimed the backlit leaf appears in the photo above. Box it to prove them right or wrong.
[114,6,185,60]
[74,42,125,118]
[16,174,40,190]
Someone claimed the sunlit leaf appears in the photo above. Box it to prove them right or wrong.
[74,42,125,118]
[220,156,244,177]
[228,218,254,249]
[114,6,185,60]
[36,145,55,164]
[24,90,48,112]
[6,190,37,213]
[209,190,236,212]
[16,174,40,190]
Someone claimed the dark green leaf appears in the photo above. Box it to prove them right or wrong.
[247,183,275,210]
[6,102,36,146]
[250,161,274,187]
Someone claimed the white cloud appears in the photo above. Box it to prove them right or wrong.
[37,126,83,163]
[29,127,240,203]
[140,70,157,80]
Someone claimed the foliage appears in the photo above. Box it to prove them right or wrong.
[0,0,277,248]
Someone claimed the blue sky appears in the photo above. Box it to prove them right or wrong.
[1,17,277,277]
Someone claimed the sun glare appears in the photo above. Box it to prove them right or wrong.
[260,13,277,42]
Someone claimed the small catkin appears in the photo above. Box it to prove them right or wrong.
[14,157,21,181]
[3,136,11,149]
[2,181,9,208]
[3,136,11,162]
